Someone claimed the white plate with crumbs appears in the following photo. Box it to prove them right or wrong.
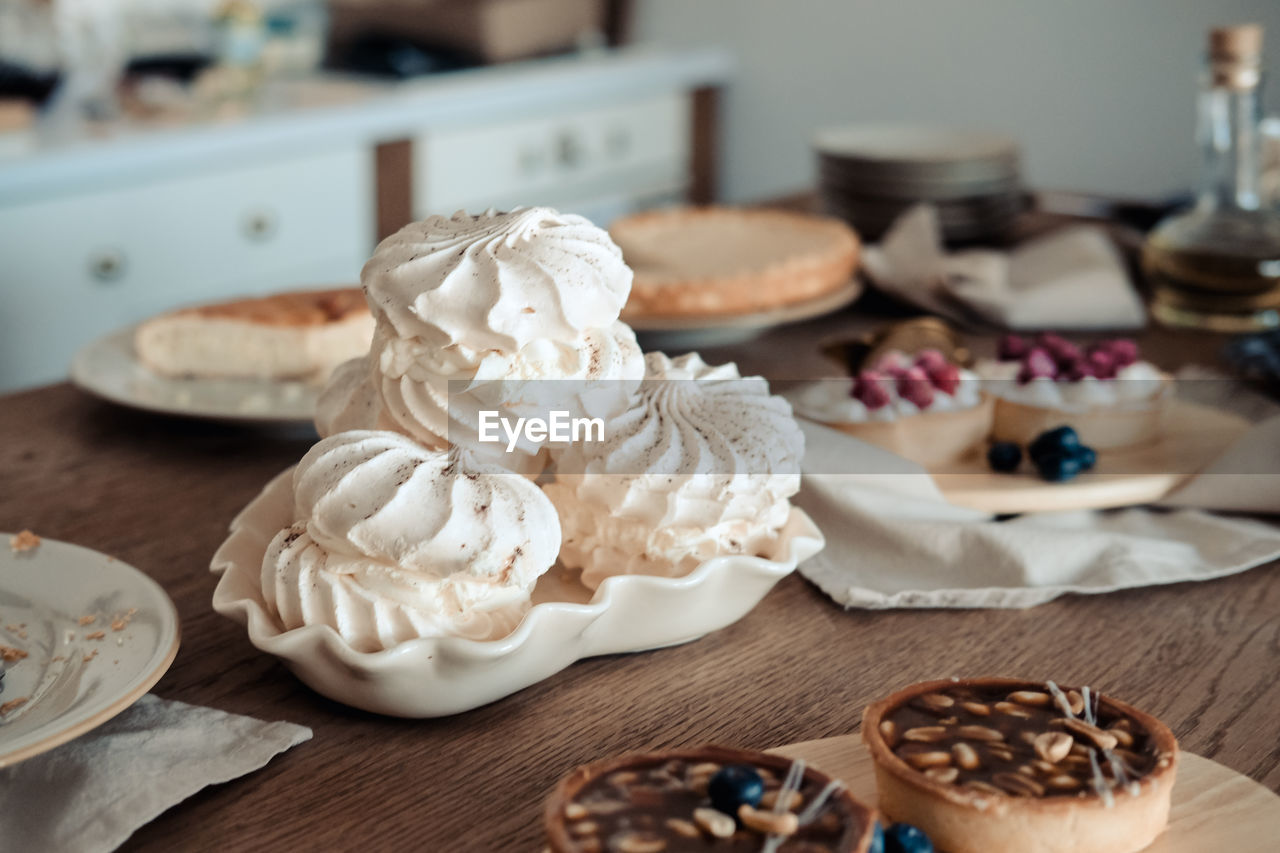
[0,534,180,768]
[71,326,320,425]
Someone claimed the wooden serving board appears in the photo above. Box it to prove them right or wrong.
[769,735,1280,853]
[929,400,1252,514]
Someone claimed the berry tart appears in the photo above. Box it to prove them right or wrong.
[978,334,1170,450]
[862,677,1179,853]
[793,350,993,467]
[545,745,879,853]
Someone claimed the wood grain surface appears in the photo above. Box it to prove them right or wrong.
[0,319,1277,852]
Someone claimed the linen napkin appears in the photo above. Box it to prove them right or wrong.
[0,694,312,853]
[861,205,1147,330]
[795,416,1280,610]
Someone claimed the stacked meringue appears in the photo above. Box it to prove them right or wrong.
[262,431,560,651]
[544,352,805,590]
[247,206,810,655]
[317,208,645,472]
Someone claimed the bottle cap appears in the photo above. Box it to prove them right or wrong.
[1209,24,1263,89]
[1210,24,1263,62]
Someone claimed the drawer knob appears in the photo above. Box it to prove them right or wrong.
[89,249,126,283]
[242,209,278,242]
[556,131,587,168]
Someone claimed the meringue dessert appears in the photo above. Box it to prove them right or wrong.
[793,349,993,468]
[317,208,643,471]
[260,430,560,651]
[543,352,804,590]
[135,287,374,382]
[862,677,1178,853]
[977,334,1170,450]
[610,207,860,317]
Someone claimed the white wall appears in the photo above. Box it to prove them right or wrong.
[632,0,1280,203]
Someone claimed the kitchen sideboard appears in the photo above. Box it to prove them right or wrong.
[0,47,731,392]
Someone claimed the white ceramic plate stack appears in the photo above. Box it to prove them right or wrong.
[816,124,1024,242]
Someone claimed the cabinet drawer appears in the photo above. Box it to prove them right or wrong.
[0,147,373,391]
[417,92,689,215]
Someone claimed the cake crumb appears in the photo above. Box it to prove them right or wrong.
[0,697,28,715]
[9,530,40,554]
[0,645,27,663]
[85,631,105,641]
[50,655,66,663]
[78,615,96,626]
[83,650,98,662]
[110,609,137,632]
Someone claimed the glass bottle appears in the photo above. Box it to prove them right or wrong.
[1144,24,1280,332]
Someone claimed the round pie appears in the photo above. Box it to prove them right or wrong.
[610,208,860,318]
[862,677,1178,853]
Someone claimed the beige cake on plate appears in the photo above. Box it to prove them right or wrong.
[135,287,374,382]
[611,207,860,318]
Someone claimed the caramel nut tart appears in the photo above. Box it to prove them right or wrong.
[135,287,374,382]
[611,207,860,318]
[546,745,878,853]
[862,677,1178,853]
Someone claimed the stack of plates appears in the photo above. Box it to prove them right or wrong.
[816,124,1024,242]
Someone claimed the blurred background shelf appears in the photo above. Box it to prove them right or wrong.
[0,45,731,392]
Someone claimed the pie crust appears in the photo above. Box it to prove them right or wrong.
[545,744,878,852]
[822,395,995,468]
[862,677,1179,853]
[611,208,860,318]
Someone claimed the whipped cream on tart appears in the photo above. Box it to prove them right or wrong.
[543,352,804,590]
[978,334,1171,450]
[611,207,860,318]
[317,208,644,473]
[545,745,879,853]
[794,349,992,467]
[134,287,374,383]
[862,677,1178,853]
[260,430,560,651]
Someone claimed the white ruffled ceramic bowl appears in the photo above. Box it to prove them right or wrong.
[211,469,824,717]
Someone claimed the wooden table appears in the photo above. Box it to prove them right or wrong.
[1,316,1277,852]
